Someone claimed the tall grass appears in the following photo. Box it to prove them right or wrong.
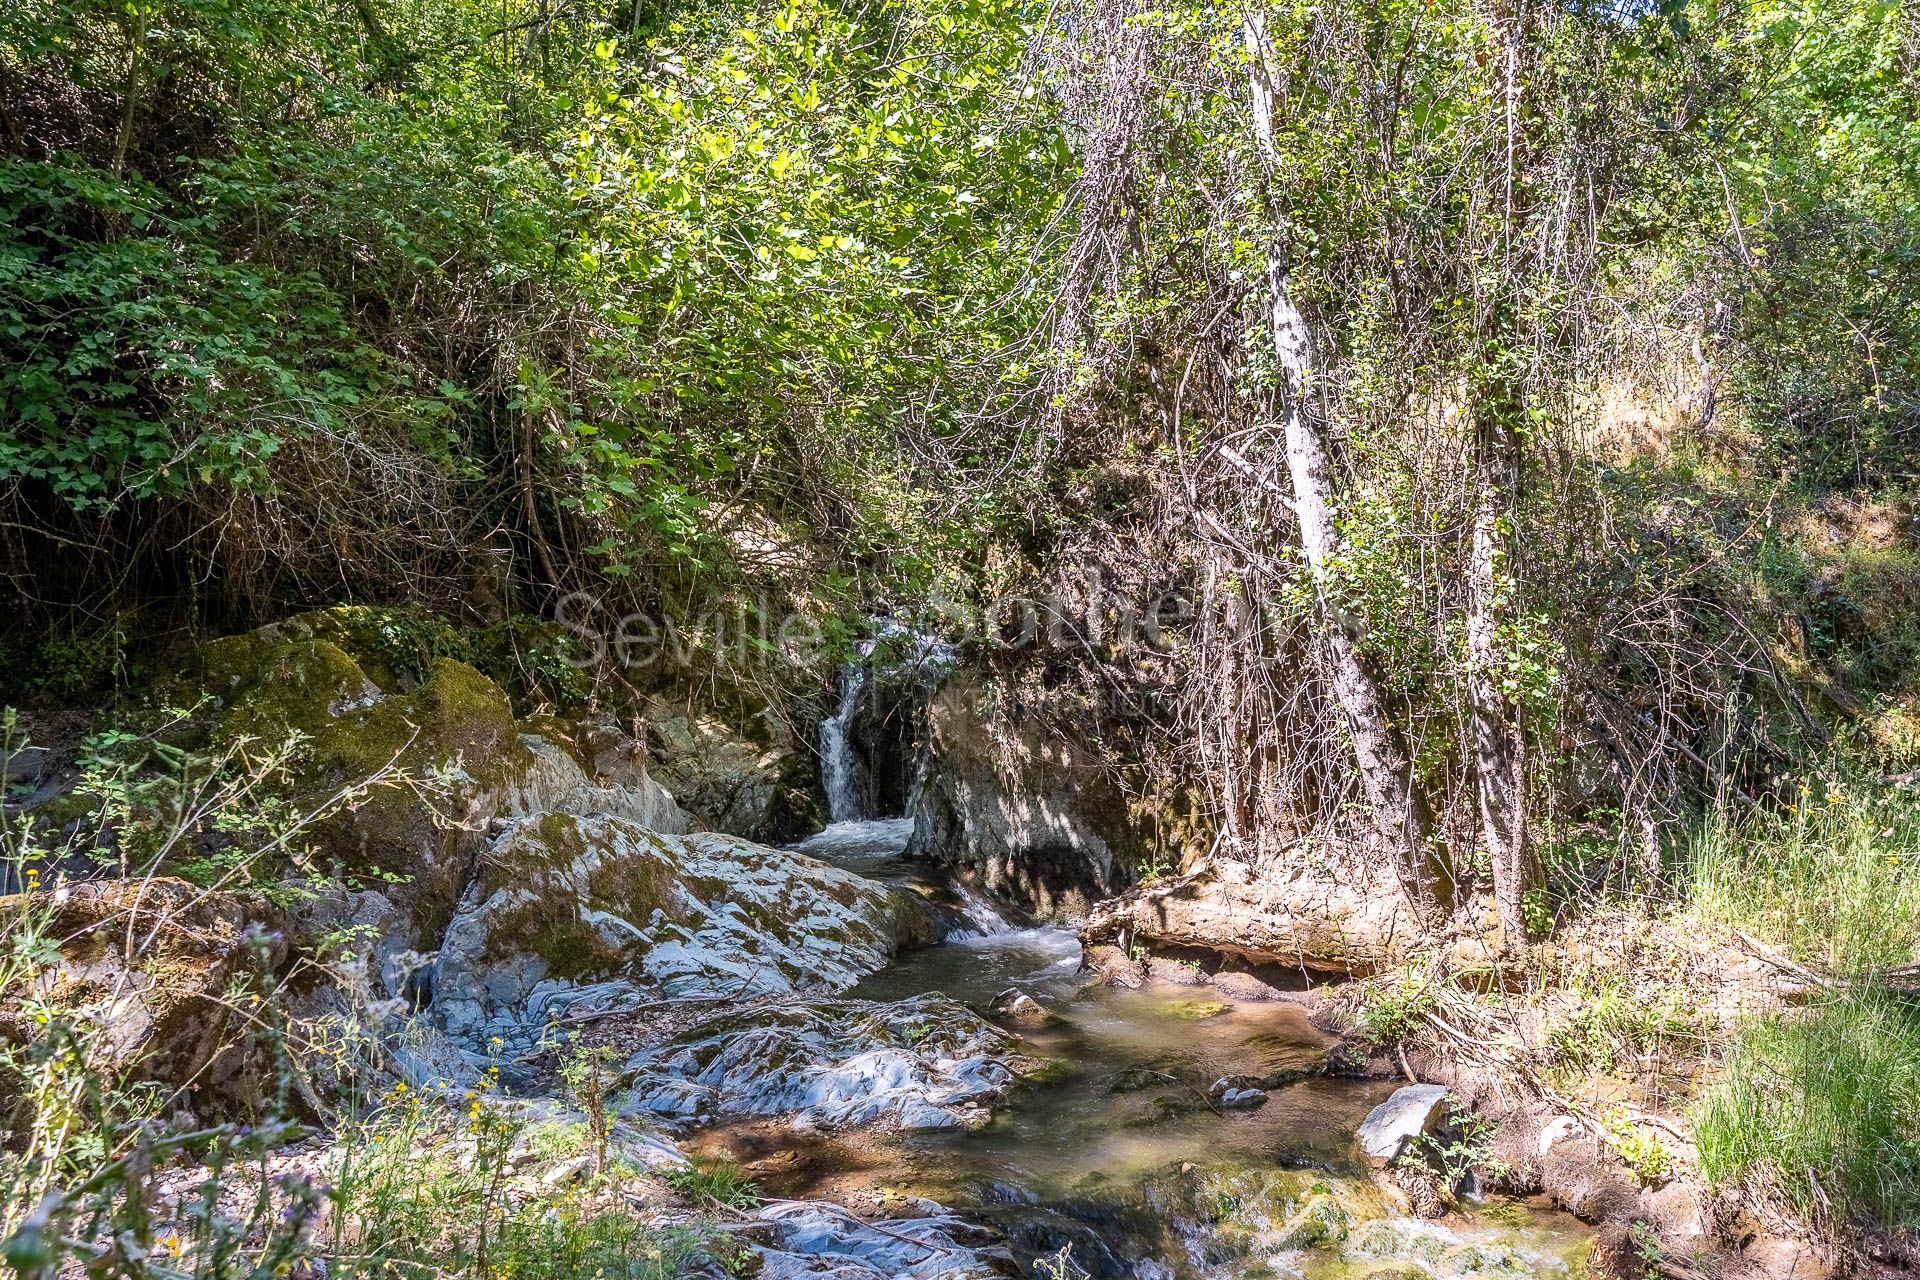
[1689,779,1920,979]
[1688,779,1920,1236]
[1697,993,1920,1234]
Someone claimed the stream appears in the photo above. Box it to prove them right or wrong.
[687,819,1595,1280]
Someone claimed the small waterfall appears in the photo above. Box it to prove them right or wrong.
[945,879,1018,940]
[820,661,870,823]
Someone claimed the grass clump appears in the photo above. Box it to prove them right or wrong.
[665,1158,760,1208]
[1543,972,1704,1080]
[1689,777,1920,1237]
[1697,992,1920,1234]
[323,1079,724,1279]
[1350,963,1438,1048]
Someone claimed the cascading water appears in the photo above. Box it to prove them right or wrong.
[817,625,952,825]
[730,814,1594,1280]
[819,660,870,823]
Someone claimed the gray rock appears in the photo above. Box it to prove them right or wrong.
[433,815,936,1051]
[2,745,48,783]
[905,675,1133,918]
[1209,1076,1269,1109]
[619,995,1018,1132]
[503,733,690,834]
[1356,1083,1450,1164]
[644,699,811,840]
[897,1101,967,1131]
[751,1199,1005,1280]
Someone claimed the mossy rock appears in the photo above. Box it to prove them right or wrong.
[256,605,469,693]
[216,645,525,790]
[188,606,585,713]
[176,634,531,939]
[214,640,383,741]
[477,812,675,981]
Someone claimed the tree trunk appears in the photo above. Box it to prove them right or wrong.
[1467,398,1535,942]
[1469,0,1541,944]
[1271,274,1450,917]
[1244,16,1449,917]
[112,4,147,174]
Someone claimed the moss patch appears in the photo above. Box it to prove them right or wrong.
[258,606,468,692]
[168,634,533,938]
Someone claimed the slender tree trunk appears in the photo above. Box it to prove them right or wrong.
[1467,391,1534,941]
[1469,0,1541,944]
[112,4,148,174]
[1271,274,1449,916]
[1245,16,1450,918]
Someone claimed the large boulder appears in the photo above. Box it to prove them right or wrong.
[619,994,1019,1132]
[185,634,530,941]
[432,816,939,1051]
[1081,856,1424,977]
[504,732,688,834]
[906,676,1135,918]
[177,625,689,947]
[642,699,807,839]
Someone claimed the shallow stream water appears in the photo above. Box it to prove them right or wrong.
[704,820,1593,1280]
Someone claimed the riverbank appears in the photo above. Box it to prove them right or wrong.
[1081,900,1891,1280]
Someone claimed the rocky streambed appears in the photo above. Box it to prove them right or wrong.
[502,819,1595,1280]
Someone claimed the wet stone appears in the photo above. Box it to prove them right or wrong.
[619,994,1021,1132]
[1357,1084,1451,1165]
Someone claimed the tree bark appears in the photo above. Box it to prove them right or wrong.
[1271,273,1450,917]
[1244,15,1450,918]
[1467,393,1535,941]
[112,4,148,174]
[1468,0,1541,944]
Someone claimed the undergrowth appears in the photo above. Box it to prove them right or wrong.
[0,710,723,1277]
[1689,777,1920,1240]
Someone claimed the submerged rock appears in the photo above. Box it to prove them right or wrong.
[620,995,1019,1132]
[1357,1083,1451,1165]
[434,817,937,1050]
[987,987,1049,1024]
[1208,1076,1269,1109]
